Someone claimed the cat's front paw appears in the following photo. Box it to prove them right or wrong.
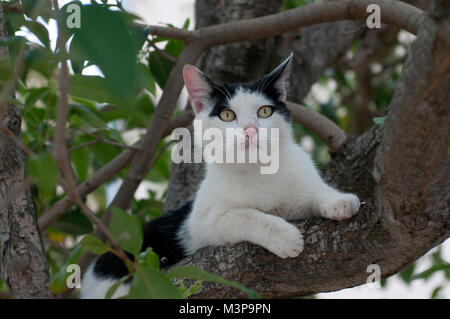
[265,222,304,259]
[319,193,360,221]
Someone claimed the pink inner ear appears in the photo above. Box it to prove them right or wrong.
[183,65,211,114]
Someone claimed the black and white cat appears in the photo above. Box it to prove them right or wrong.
[81,54,360,298]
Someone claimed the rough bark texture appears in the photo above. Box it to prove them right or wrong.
[164,1,449,298]
[0,7,52,299]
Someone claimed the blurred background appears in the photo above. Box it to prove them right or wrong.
[1,0,448,298]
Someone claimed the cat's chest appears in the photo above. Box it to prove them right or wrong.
[219,170,298,210]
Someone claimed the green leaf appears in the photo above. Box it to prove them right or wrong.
[69,74,122,105]
[182,18,190,30]
[22,0,52,20]
[68,5,138,104]
[49,234,108,294]
[165,39,184,58]
[431,286,443,299]
[138,248,159,270]
[25,20,50,47]
[411,264,450,281]
[25,87,49,107]
[166,266,260,299]
[180,280,203,298]
[137,63,156,96]
[398,263,415,284]
[71,144,90,181]
[128,266,182,299]
[129,24,150,54]
[69,34,87,74]
[148,51,172,89]
[49,242,83,293]
[24,47,58,78]
[109,207,143,257]
[80,234,110,255]
[26,152,58,200]
[70,104,106,129]
[105,276,129,299]
[52,209,93,236]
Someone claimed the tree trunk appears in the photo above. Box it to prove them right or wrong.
[165,0,449,298]
[0,6,53,299]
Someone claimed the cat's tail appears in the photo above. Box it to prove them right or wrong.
[79,201,193,299]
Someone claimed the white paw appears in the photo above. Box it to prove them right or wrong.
[265,222,304,259]
[320,193,360,221]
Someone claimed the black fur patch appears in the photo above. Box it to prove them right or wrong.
[92,201,193,280]
[207,80,291,122]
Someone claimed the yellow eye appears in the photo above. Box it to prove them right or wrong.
[257,105,273,118]
[219,109,236,122]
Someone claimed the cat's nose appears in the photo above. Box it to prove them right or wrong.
[243,125,258,139]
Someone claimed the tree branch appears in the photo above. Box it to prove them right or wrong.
[286,101,347,152]
[149,0,424,46]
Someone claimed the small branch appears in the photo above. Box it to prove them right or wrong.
[69,136,143,152]
[162,110,194,137]
[148,40,177,64]
[286,101,347,152]
[0,125,34,156]
[147,25,193,42]
[148,139,178,169]
[75,198,130,265]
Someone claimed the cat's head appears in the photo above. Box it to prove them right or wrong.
[183,54,293,163]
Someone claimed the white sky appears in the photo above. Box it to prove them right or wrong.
[18,0,450,299]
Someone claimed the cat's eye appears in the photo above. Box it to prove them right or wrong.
[257,105,273,118]
[219,109,236,122]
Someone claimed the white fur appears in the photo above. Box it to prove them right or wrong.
[180,88,360,259]
[81,62,360,298]
[80,264,130,299]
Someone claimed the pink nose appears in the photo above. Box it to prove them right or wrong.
[243,125,258,139]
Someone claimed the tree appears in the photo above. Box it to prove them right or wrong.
[0,0,448,299]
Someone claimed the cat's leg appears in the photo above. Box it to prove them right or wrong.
[289,162,360,221]
[211,208,304,258]
[312,190,360,221]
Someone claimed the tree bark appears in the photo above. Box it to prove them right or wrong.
[166,1,449,298]
[0,6,53,299]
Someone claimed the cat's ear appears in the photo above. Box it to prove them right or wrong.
[263,53,293,102]
[183,65,213,114]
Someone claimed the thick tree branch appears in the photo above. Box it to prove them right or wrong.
[149,0,424,44]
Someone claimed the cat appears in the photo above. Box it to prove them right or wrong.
[80,53,360,299]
